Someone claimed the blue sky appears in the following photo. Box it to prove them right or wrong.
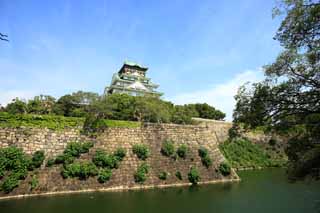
[0,0,283,120]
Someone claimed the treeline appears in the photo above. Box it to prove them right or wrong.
[0,91,225,125]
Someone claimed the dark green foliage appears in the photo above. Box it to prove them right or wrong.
[268,138,277,146]
[175,171,182,180]
[46,158,55,167]
[1,175,19,193]
[30,151,45,169]
[92,148,124,169]
[198,147,209,158]
[26,95,56,115]
[233,1,320,179]
[188,167,200,185]
[177,144,188,159]
[198,147,212,168]
[97,168,112,183]
[201,155,213,168]
[219,138,286,169]
[0,146,43,193]
[29,175,39,190]
[186,103,225,120]
[61,161,98,180]
[5,98,27,114]
[158,171,168,180]
[54,141,94,165]
[134,163,150,183]
[114,148,126,161]
[132,144,150,160]
[219,162,231,176]
[161,140,175,157]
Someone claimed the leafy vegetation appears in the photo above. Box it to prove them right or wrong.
[158,171,168,180]
[30,151,45,169]
[198,147,212,168]
[54,141,94,165]
[29,175,39,190]
[97,168,112,183]
[232,0,320,180]
[0,146,44,193]
[175,171,182,180]
[134,163,150,183]
[132,144,150,160]
[188,167,200,185]
[161,139,175,157]
[46,158,55,167]
[176,144,188,159]
[219,138,286,169]
[92,149,124,169]
[219,162,231,176]
[0,112,84,130]
[61,161,98,180]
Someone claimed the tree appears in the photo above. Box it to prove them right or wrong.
[5,98,28,114]
[53,91,99,117]
[27,95,56,114]
[233,0,320,180]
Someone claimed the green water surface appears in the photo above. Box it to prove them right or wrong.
[0,169,319,213]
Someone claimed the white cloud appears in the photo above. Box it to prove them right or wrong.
[169,69,264,121]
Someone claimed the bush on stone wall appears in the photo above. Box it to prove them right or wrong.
[175,171,183,180]
[198,147,212,168]
[29,175,39,190]
[97,168,112,183]
[0,146,45,193]
[30,151,45,169]
[219,162,231,176]
[177,144,188,159]
[134,163,150,183]
[61,161,98,180]
[54,141,94,165]
[132,144,150,160]
[188,167,200,185]
[114,148,126,161]
[158,171,168,180]
[92,149,122,169]
[46,158,55,167]
[161,139,175,157]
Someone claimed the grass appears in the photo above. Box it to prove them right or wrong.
[0,112,141,130]
[219,138,287,169]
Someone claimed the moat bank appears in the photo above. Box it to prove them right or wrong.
[0,169,319,213]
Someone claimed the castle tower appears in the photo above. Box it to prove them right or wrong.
[104,61,162,96]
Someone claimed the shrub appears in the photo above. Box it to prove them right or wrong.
[188,167,200,185]
[1,175,19,193]
[98,168,112,183]
[46,158,55,167]
[161,139,175,157]
[158,171,168,180]
[114,148,126,161]
[269,138,277,146]
[219,162,231,176]
[54,141,94,165]
[198,147,209,158]
[92,149,122,169]
[198,147,212,168]
[177,144,188,159]
[201,155,213,168]
[29,175,39,190]
[61,161,98,180]
[132,144,150,160]
[175,171,182,180]
[30,151,45,169]
[134,163,150,183]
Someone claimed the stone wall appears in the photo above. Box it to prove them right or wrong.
[0,122,239,198]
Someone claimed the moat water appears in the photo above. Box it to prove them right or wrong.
[0,169,319,213]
